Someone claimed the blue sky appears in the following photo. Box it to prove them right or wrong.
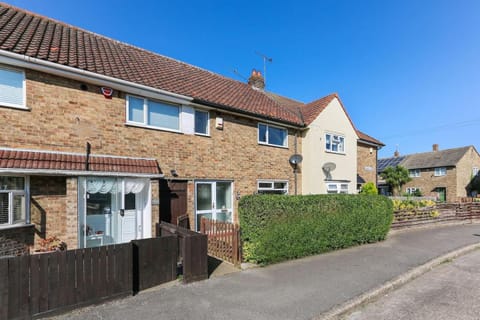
[5,0,480,158]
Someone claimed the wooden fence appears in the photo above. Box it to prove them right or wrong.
[0,230,205,320]
[200,218,241,266]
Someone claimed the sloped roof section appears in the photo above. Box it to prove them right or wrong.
[377,156,407,172]
[356,130,385,147]
[0,3,300,125]
[300,93,337,125]
[0,148,161,175]
[401,146,472,170]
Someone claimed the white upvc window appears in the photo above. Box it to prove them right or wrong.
[194,109,209,135]
[258,123,288,148]
[409,169,421,178]
[126,95,181,132]
[0,176,29,227]
[326,183,349,194]
[473,167,479,176]
[434,167,447,177]
[325,133,345,153]
[257,180,289,194]
[0,65,26,109]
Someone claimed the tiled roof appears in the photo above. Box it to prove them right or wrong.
[377,156,407,172]
[0,148,161,175]
[0,3,300,125]
[300,93,337,125]
[356,130,385,147]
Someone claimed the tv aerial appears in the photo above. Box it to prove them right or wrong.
[322,162,336,180]
[255,51,272,87]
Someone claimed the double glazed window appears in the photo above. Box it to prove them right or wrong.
[127,95,209,135]
[326,183,348,194]
[127,96,180,131]
[0,176,28,226]
[0,65,25,109]
[325,133,345,153]
[434,167,447,177]
[409,169,421,178]
[257,180,288,194]
[258,124,288,147]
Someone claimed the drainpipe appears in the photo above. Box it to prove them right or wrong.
[294,132,298,195]
[85,142,91,171]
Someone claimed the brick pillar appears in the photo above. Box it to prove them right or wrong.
[65,177,78,249]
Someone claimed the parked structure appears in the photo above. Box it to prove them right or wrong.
[378,145,480,202]
[0,3,382,255]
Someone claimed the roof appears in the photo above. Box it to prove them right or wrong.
[0,3,383,144]
[356,130,385,147]
[378,146,475,172]
[0,3,300,125]
[0,148,161,175]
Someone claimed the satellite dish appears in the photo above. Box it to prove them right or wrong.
[322,162,336,180]
[289,154,303,165]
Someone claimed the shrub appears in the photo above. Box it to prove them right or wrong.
[360,182,378,195]
[239,194,393,265]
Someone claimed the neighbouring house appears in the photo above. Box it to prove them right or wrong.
[356,130,385,190]
[378,144,480,202]
[0,3,382,256]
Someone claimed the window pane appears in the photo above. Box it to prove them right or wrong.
[338,137,345,152]
[268,126,286,146]
[0,67,24,107]
[326,134,331,150]
[273,182,287,189]
[194,110,209,134]
[128,96,144,123]
[13,194,25,223]
[125,193,136,210]
[0,176,24,190]
[148,100,179,130]
[196,184,212,211]
[258,182,272,188]
[0,193,8,224]
[216,182,232,210]
[258,124,267,143]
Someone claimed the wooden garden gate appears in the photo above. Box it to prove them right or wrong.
[200,217,241,265]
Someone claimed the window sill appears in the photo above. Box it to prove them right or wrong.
[258,142,289,149]
[0,104,30,111]
[0,223,34,231]
[125,122,182,134]
[325,150,346,155]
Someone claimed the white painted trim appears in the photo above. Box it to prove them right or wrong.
[0,64,27,109]
[257,123,289,148]
[0,168,163,178]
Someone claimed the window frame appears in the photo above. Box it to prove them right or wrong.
[0,176,30,228]
[406,187,420,195]
[258,123,288,148]
[409,169,421,178]
[257,180,289,194]
[326,182,349,194]
[0,65,27,110]
[194,109,210,136]
[126,95,181,133]
[325,133,345,154]
[473,167,479,176]
[434,167,447,177]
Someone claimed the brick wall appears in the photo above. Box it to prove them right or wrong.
[455,147,480,198]
[403,167,456,202]
[0,225,34,256]
[357,143,378,187]
[1,68,300,239]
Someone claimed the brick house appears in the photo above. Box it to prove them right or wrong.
[378,145,480,201]
[0,4,382,255]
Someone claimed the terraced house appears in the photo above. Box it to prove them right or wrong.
[0,3,382,255]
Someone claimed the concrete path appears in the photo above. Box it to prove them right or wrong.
[343,248,480,320]
[48,224,480,320]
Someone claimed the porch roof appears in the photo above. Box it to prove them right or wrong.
[0,148,162,177]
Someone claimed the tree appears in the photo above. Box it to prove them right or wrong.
[360,182,378,195]
[380,165,412,196]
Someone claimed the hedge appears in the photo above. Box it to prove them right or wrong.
[239,194,393,265]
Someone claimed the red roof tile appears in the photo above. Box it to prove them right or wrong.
[356,130,385,147]
[0,149,161,175]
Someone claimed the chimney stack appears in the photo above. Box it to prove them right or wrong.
[394,150,400,157]
[433,144,439,152]
[248,69,265,90]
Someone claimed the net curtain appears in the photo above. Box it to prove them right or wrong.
[86,178,147,194]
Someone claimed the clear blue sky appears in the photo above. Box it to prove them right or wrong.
[5,0,480,158]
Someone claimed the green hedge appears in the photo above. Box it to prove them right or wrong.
[239,194,393,265]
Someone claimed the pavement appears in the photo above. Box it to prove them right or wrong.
[47,223,480,320]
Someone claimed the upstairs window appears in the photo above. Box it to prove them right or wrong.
[258,124,288,147]
[194,110,209,135]
[0,65,25,109]
[0,176,28,226]
[127,95,180,131]
[325,133,345,153]
[434,167,447,176]
[409,169,421,178]
[257,180,288,194]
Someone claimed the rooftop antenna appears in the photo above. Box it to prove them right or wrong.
[232,69,248,81]
[255,51,272,88]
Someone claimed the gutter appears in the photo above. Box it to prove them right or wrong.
[0,168,164,178]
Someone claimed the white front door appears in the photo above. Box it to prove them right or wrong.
[195,181,233,231]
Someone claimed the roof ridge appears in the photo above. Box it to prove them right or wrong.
[0,2,252,88]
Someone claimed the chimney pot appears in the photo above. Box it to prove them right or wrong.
[248,69,265,90]
[433,144,439,152]
[394,150,400,157]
